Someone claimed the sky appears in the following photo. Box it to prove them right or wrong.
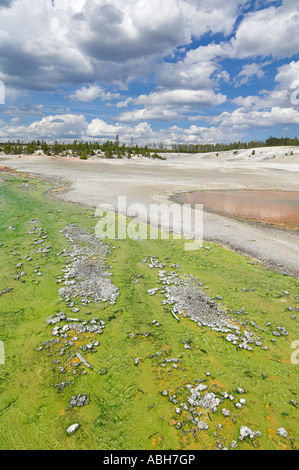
[1,0,299,145]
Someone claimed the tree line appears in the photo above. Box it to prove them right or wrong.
[0,137,166,160]
[0,135,298,158]
[169,136,299,153]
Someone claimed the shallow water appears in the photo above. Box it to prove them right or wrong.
[176,190,299,227]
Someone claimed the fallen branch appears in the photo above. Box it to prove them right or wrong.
[75,351,93,370]
[170,308,180,321]
[0,287,13,296]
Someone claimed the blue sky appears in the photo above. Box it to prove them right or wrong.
[1,0,299,145]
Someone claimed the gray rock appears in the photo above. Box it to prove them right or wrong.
[197,421,209,431]
[69,393,89,408]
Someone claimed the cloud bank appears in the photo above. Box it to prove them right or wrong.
[1,0,299,144]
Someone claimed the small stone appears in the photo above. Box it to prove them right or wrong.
[230,440,238,449]
[277,428,288,438]
[67,423,80,435]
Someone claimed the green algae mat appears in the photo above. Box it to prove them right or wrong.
[0,174,298,450]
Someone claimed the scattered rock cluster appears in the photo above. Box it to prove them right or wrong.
[48,311,105,338]
[160,378,263,449]
[58,224,119,305]
[35,224,121,436]
[144,257,268,352]
[8,220,52,282]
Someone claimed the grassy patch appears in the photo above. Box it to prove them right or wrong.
[0,175,298,450]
